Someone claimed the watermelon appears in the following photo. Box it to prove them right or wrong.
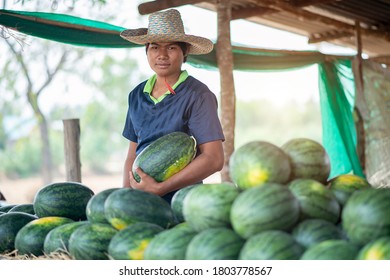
[229,141,291,190]
[86,188,120,224]
[186,227,244,260]
[292,219,345,249]
[132,131,196,182]
[0,204,17,213]
[43,221,88,254]
[68,223,117,260]
[357,237,390,260]
[328,174,371,207]
[281,138,330,183]
[301,239,359,260]
[288,178,340,224]
[183,183,240,231]
[342,188,390,246]
[171,184,199,223]
[239,230,304,260]
[33,181,94,221]
[9,204,35,215]
[230,183,300,239]
[15,216,74,256]
[104,188,176,230]
[108,222,164,260]
[0,212,37,253]
[144,223,197,260]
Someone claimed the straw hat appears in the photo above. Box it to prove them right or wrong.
[120,9,213,55]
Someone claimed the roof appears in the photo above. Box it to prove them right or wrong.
[138,0,390,65]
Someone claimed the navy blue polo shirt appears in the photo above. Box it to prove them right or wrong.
[122,72,225,155]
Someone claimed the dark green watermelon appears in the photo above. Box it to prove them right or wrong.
[9,204,35,215]
[288,178,341,224]
[186,227,244,260]
[15,216,74,256]
[0,212,37,253]
[292,219,345,248]
[171,184,199,223]
[301,239,359,260]
[43,221,89,254]
[86,188,120,224]
[144,223,197,260]
[183,183,240,231]
[229,141,291,190]
[230,183,300,239]
[33,181,94,220]
[281,138,330,183]
[68,223,117,260]
[132,131,196,182]
[104,188,176,230]
[108,222,164,260]
[239,230,304,260]
[342,188,390,246]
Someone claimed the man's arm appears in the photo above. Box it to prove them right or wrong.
[122,140,138,188]
[130,139,224,196]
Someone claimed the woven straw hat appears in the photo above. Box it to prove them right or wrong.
[120,9,213,55]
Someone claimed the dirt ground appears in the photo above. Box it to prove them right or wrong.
[0,172,221,205]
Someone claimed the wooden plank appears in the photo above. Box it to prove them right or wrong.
[291,0,340,7]
[216,0,235,182]
[308,30,353,43]
[63,119,81,183]
[138,0,208,15]
[231,6,277,20]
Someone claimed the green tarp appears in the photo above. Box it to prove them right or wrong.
[0,9,363,178]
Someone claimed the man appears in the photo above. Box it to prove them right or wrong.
[120,9,224,202]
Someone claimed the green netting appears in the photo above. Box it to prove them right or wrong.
[0,9,364,179]
[318,60,364,178]
[0,9,134,47]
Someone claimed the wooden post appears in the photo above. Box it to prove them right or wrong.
[63,119,81,182]
[353,20,366,175]
[216,0,235,182]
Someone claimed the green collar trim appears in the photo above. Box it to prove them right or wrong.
[144,70,189,104]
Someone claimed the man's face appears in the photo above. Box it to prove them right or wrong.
[147,42,185,78]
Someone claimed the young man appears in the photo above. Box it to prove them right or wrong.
[120,9,225,202]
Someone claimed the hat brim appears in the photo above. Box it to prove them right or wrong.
[120,28,213,55]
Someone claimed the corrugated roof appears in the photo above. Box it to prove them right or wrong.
[138,0,390,65]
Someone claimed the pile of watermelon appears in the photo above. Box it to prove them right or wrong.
[1,137,390,260]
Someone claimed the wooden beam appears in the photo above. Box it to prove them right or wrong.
[138,0,208,15]
[63,119,82,183]
[259,0,390,42]
[308,30,353,43]
[291,0,340,7]
[216,0,235,182]
[231,6,277,20]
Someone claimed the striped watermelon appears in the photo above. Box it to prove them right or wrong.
[33,182,94,221]
[186,227,244,260]
[183,183,240,231]
[171,184,199,223]
[229,141,291,190]
[230,183,300,239]
[301,239,359,260]
[86,188,120,224]
[43,221,88,254]
[342,188,390,246]
[288,178,341,224]
[328,174,371,207]
[15,216,74,256]
[9,204,35,215]
[104,188,176,230]
[132,131,196,182]
[68,223,117,260]
[0,212,37,253]
[357,237,390,260]
[108,222,164,260]
[281,138,330,183]
[292,219,345,248]
[144,223,197,260]
[239,230,304,260]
